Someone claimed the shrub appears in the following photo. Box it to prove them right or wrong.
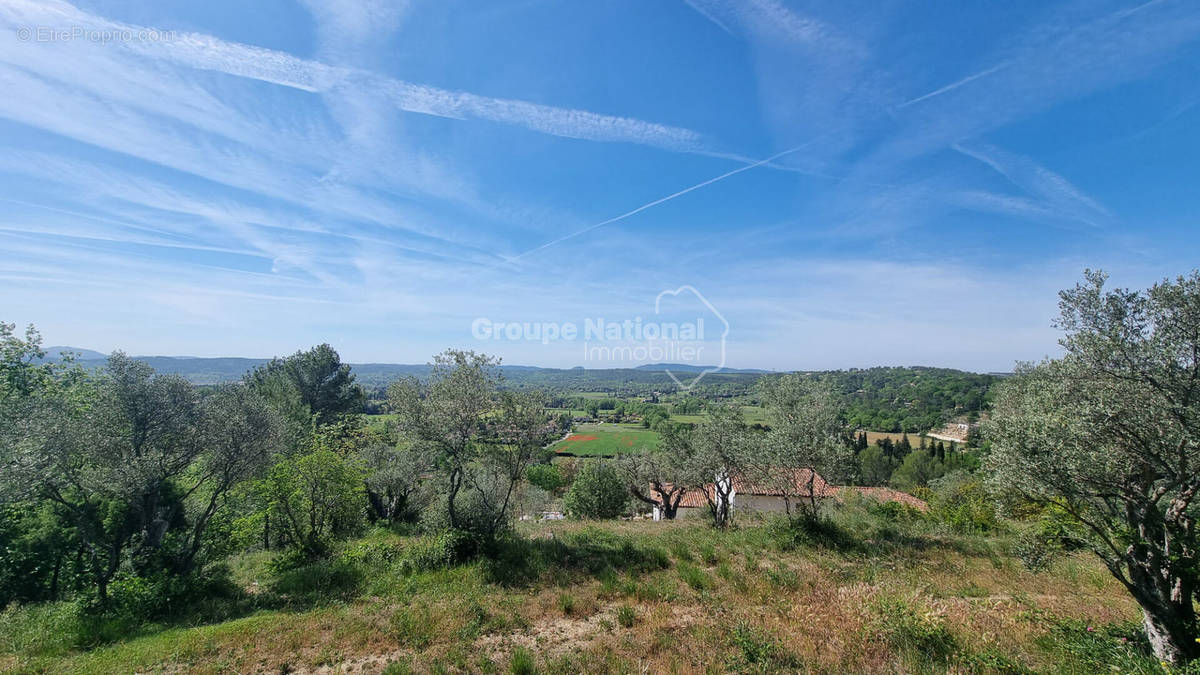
[868,596,956,662]
[262,450,366,558]
[400,530,474,572]
[928,471,1000,534]
[563,461,628,519]
[1012,529,1058,573]
[677,562,710,592]
[339,538,405,568]
[526,463,568,494]
[616,605,635,628]
[727,621,802,671]
[509,646,537,675]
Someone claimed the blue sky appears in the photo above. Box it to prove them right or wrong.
[0,0,1197,372]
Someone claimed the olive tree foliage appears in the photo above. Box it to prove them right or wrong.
[687,403,755,528]
[618,424,697,520]
[360,441,433,523]
[457,390,554,539]
[389,350,552,545]
[986,270,1200,664]
[0,333,283,605]
[756,375,851,518]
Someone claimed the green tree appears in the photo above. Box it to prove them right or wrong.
[564,460,628,519]
[986,270,1200,664]
[618,425,696,520]
[390,352,551,545]
[360,441,433,524]
[247,344,364,427]
[2,351,281,605]
[755,375,851,518]
[263,449,365,558]
[689,404,754,528]
[857,446,898,487]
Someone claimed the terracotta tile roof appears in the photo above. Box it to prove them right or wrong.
[651,483,710,509]
[729,468,835,498]
[837,486,929,511]
[667,469,835,509]
[663,471,929,513]
[676,488,710,508]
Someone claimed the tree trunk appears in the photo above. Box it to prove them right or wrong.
[1125,542,1199,664]
[1130,568,1199,664]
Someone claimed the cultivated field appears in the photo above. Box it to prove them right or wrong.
[549,423,660,456]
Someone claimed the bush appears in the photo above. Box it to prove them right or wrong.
[401,530,475,572]
[339,538,405,568]
[262,450,366,558]
[868,596,956,662]
[563,461,628,520]
[727,621,802,671]
[616,605,635,628]
[1012,529,1058,573]
[526,463,568,494]
[928,471,1000,534]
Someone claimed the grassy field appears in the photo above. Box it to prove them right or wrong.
[863,430,918,445]
[365,413,398,429]
[549,423,659,456]
[0,506,1151,675]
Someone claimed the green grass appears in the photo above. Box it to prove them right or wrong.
[364,413,398,429]
[0,506,1156,675]
[549,423,659,456]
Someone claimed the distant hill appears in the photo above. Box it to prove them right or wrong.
[36,352,996,429]
[42,346,107,360]
[634,363,771,374]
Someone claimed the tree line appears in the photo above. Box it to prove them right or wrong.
[0,269,1197,664]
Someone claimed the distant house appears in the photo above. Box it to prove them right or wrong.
[926,421,977,445]
[653,469,927,520]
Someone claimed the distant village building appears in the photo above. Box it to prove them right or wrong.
[925,421,977,445]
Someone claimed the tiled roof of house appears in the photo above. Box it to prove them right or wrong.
[837,486,929,511]
[664,470,929,513]
[729,468,835,498]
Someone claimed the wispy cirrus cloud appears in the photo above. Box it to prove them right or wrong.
[1,0,709,153]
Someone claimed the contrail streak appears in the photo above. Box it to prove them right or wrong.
[508,142,813,261]
[897,62,1010,109]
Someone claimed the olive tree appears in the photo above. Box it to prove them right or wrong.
[390,351,551,546]
[690,403,754,528]
[618,424,696,520]
[986,270,1200,664]
[756,375,851,518]
[1,347,282,603]
[361,441,433,523]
